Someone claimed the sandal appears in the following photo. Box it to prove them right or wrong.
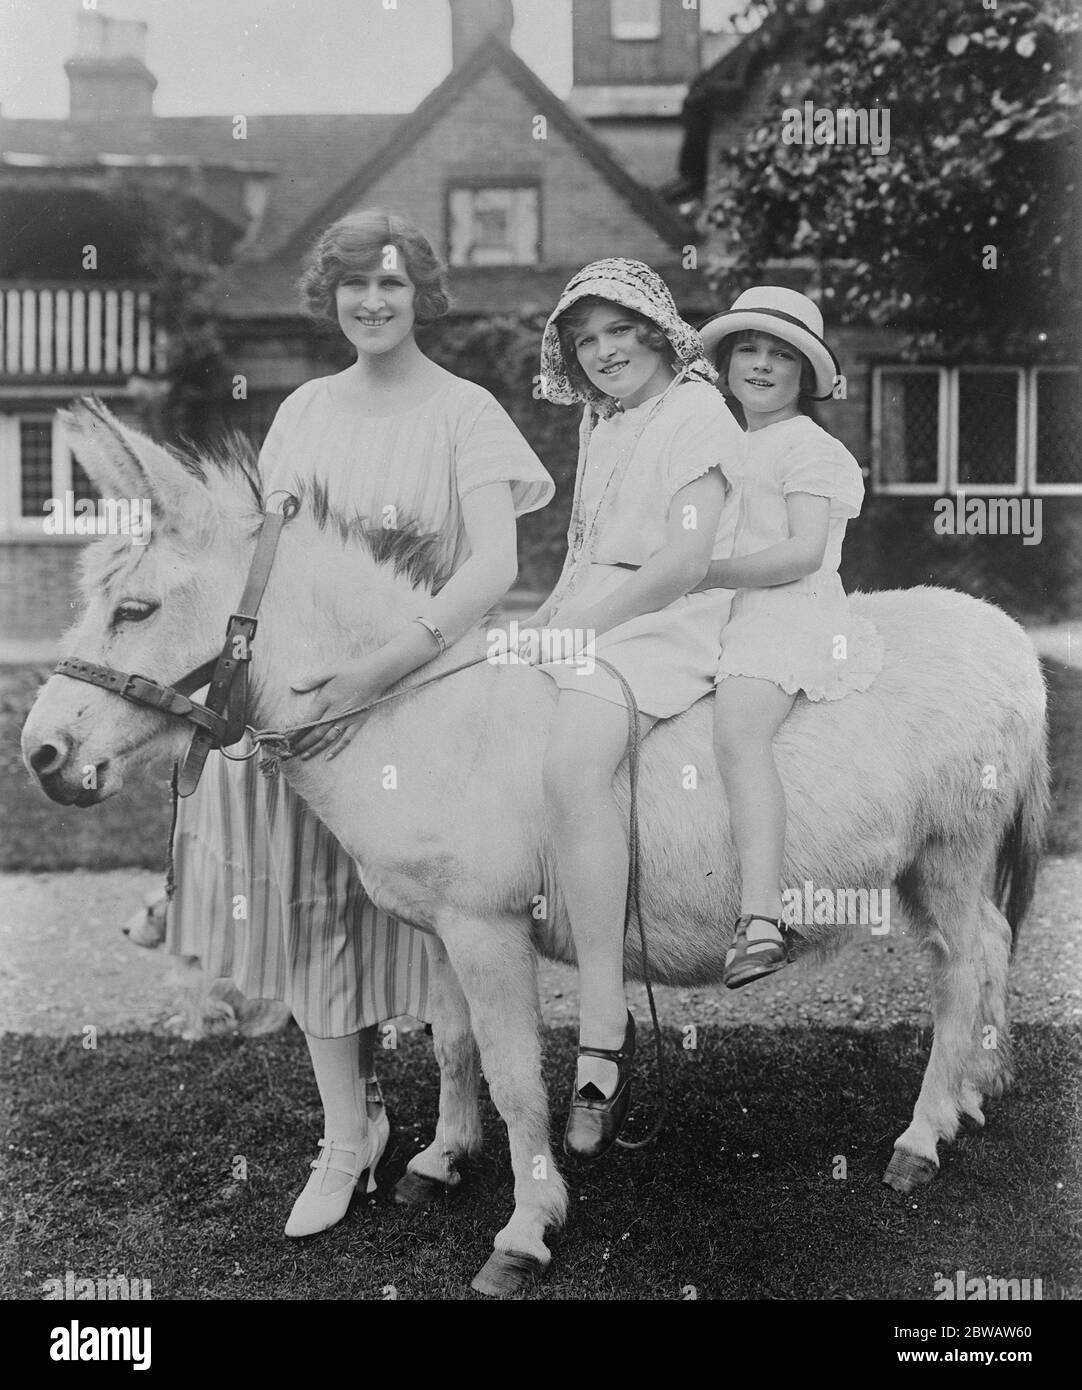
[723,914,789,990]
[563,1011,635,1162]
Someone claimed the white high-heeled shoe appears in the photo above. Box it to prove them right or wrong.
[284,1083,390,1238]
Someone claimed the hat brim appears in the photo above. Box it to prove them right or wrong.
[699,309,839,398]
[539,260,716,411]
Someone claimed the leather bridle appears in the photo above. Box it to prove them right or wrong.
[52,498,297,797]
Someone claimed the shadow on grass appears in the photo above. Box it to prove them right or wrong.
[2,1024,1079,1301]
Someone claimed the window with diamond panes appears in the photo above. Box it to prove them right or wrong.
[957,370,1021,488]
[877,370,940,486]
[1034,368,1082,487]
[19,420,54,517]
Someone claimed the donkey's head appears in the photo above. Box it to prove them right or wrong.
[21,399,261,804]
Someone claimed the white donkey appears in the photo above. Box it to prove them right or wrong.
[23,404,1049,1296]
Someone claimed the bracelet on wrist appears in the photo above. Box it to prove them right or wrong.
[413,616,446,655]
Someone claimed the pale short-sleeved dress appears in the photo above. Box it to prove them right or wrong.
[714,414,883,701]
[538,380,741,718]
[167,371,554,1037]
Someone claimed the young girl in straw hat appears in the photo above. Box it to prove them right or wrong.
[529,258,742,1160]
[697,286,883,987]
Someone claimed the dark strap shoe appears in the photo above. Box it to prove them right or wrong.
[723,914,789,989]
[563,1011,635,1162]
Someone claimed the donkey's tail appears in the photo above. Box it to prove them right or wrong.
[994,731,1051,949]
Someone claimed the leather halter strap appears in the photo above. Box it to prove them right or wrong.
[53,502,294,797]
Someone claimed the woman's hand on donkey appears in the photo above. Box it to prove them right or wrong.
[290,657,390,760]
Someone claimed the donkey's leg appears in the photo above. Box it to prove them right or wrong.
[886,862,989,1192]
[437,910,567,1296]
[395,937,483,1205]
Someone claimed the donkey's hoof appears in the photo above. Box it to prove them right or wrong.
[393,1170,453,1207]
[883,1149,939,1193]
[470,1248,547,1299]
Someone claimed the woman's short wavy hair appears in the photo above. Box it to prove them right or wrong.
[556,295,676,400]
[299,209,451,327]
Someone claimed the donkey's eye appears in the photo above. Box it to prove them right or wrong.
[112,600,159,625]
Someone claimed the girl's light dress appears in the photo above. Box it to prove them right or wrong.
[167,372,554,1037]
[539,380,741,718]
[715,414,883,700]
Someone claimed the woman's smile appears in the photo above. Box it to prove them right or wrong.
[336,272,416,355]
[572,306,675,408]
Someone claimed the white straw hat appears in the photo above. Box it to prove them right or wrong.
[699,286,840,398]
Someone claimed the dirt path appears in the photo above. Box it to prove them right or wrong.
[2,859,1080,1037]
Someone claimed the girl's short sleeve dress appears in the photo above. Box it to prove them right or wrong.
[714,414,883,701]
[539,380,743,719]
[167,373,553,1038]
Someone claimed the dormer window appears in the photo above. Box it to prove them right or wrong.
[610,0,661,41]
[447,183,540,267]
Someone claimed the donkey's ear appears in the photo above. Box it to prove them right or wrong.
[57,399,139,499]
[60,397,206,525]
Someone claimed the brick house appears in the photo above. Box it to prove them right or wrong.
[677,2,1082,619]
[0,0,716,646]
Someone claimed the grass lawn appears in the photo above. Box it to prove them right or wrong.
[4,656,1082,869]
[2,1024,1079,1301]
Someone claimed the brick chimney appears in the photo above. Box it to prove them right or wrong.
[65,11,157,120]
[448,0,514,66]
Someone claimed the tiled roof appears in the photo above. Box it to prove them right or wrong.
[1,38,695,321]
[0,113,403,259]
[283,37,692,260]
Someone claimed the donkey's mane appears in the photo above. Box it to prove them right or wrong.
[291,477,452,593]
[73,408,449,596]
[186,436,450,591]
[180,431,263,509]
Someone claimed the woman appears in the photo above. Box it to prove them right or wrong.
[166,209,553,1235]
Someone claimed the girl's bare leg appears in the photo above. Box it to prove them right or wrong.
[713,677,797,918]
[542,689,655,1098]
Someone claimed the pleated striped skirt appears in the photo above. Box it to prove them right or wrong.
[167,748,432,1037]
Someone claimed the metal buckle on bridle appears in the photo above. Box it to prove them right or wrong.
[51,496,297,798]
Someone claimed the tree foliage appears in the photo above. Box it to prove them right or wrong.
[120,183,230,440]
[709,0,1081,356]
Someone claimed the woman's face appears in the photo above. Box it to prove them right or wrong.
[569,305,674,410]
[726,330,804,427]
[335,263,417,356]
